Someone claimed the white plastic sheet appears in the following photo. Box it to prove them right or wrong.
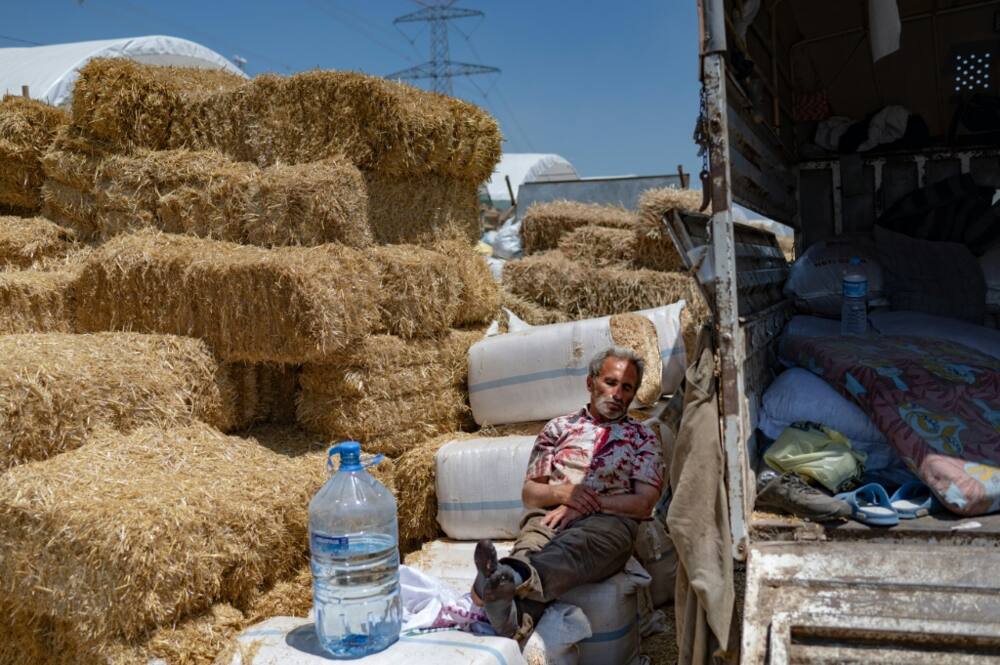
[0,35,245,107]
[435,436,536,540]
[224,616,527,665]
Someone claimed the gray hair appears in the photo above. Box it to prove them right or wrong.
[588,346,644,387]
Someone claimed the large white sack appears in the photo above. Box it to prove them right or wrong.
[637,301,687,394]
[870,310,1000,359]
[436,436,536,540]
[468,315,660,426]
[224,616,527,665]
[783,237,885,317]
[523,603,592,665]
[560,557,651,665]
[759,368,887,444]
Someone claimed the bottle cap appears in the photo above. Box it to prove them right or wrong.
[849,256,862,265]
[328,441,363,472]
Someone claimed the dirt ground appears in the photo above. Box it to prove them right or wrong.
[641,603,678,665]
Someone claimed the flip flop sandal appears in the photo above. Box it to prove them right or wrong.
[835,483,899,526]
[889,480,935,519]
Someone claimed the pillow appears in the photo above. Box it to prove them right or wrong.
[874,225,986,324]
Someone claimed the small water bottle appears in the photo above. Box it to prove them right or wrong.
[840,256,868,336]
[309,442,401,658]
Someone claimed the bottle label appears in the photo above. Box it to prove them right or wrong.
[311,533,349,555]
[843,278,867,299]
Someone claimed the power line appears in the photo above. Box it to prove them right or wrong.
[312,0,417,64]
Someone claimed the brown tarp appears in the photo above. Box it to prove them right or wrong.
[666,327,735,664]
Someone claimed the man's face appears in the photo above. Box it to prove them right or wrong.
[587,357,639,421]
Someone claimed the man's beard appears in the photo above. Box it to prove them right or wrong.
[593,394,626,420]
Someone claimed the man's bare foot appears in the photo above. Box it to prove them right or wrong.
[482,564,518,638]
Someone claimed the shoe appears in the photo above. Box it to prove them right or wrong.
[755,472,852,521]
[836,483,899,526]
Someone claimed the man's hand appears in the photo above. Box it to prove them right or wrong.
[541,504,583,530]
[552,484,601,514]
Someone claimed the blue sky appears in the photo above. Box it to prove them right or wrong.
[3,1,703,179]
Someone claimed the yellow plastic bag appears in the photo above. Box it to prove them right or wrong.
[764,422,867,492]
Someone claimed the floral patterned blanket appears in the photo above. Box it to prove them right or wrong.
[781,335,1000,516]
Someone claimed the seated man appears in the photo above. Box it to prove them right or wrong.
[472,346,662,640]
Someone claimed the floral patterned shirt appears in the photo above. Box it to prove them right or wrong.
[525,407,663,495]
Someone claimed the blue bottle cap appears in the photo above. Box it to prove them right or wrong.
[849,256,862,265]
[328,441,363,472]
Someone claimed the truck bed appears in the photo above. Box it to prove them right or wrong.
[752,509,1000,545]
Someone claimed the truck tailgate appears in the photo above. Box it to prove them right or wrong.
[742,540,1000,664]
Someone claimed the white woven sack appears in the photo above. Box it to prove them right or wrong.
[435,436,536,540]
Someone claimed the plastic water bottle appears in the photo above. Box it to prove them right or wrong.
[840,256,868,336]
[309,441,401,658]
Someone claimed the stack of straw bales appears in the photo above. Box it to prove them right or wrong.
[0,333,241,470]
[0,423,328,661]
[0,57,508,664]
[502,191,712,355]
[521,200,637,254]
[0,216,75,269]
[63,60,500,244]
[0,96,68,212]
[297,330,485,457]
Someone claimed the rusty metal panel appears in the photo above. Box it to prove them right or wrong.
[742,541,1000,664]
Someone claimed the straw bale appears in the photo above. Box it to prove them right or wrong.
[0,423,328,648]
[95,150,372,247]
[225,363,301,430]
[504,250,700,319]
[40,180,99,238]
[558,224,637,269]
[522,200,636,254]
[364,171,479,244]
[94,148,255,239]
[0,270,76,334]
[435,238,502,326]
[371,244,463,338]
[172,70,501,183]
[608,313,663,405]
[635,188,706,271]
[248,157,371,247]
[296,387,470,457]
[479,420,549,437]
[0,215,75,269]
[40,127,110,190]
[0,96,69,210]
[499,289,572,327]
[393,431,477,549]
[74,231,381,363]
[301,328,482,401]
[0,332,241,470]
[71,58,244,152]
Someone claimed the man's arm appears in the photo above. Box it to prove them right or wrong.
[596,481,659,520]
[523,477,602,514]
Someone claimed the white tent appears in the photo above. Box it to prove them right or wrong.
[485,153,577,205]
[0,35,246,107]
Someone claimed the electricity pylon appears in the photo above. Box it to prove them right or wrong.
[387,0,499,95]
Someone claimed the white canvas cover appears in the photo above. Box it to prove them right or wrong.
[0,35,246,107]
[485,153,578,203]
